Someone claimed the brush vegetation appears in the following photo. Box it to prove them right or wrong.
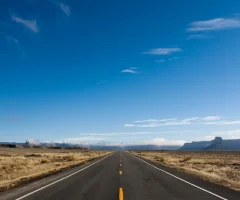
[0,148,112,192]
[129,150,240,191]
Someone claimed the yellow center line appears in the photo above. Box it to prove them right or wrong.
[119,188,123,200]
[119,170,122,175]
[120,164,122,167]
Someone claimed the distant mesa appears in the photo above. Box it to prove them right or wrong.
[179,137,240,151]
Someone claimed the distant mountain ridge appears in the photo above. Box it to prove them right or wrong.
[179,137,240,151]
[1,137,240,150]
[0,142,181,150]
[89,145,181,150]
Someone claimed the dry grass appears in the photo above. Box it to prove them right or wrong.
[129,151,240,191]
[0,148,112,192]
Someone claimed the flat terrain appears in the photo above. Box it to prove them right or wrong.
[0,147,111,191]
[0,151,239,200]
[129,150,240,192]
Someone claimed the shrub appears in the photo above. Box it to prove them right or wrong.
[155,157,164,163]
[63,155,76,162]
[179,156,192,163]
[25,154,42,158]
[40,159,48,164]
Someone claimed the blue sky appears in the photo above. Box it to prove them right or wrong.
[1,0,240,146]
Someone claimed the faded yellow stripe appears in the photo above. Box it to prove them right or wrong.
[119,170,122,175]
[120,164,122,167]
[119,188,123,200]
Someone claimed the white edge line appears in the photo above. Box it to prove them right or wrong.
[126,152,228,200]
[15,152,114,200]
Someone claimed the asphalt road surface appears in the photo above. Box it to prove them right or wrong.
[1,151,240,200]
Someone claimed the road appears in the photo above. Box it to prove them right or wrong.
[0,151,239,200]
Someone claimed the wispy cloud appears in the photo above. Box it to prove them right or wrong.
[12,15,39,33]
[124,124,136,127]
[4,36,19,45]
[58,2,71,16]
[204,121,240,125]
[203,116,220,121]
[125,116,240,128]
[124,121,190,128]
[181,117,199,123]
[156,57,178,63]
[128,117,198,127]
[1,33,25,55]
[187,17,240,32]
[134,118,176,123]
[143,48,182,55]
[121,67,139,74]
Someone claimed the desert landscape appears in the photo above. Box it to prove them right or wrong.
[129,150,240,191]
[0,147,112,192]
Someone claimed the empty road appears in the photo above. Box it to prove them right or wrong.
[1,152,239,200]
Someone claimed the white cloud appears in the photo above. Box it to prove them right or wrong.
[134,119,159,123]
[125,116,240,128]
[134,118,176,123]
[58,2,71,16]
[5,36,19,45]
[124,124,135,127]
[203,116,220,121]
[204,121,240,125]
[182,117,199,123]
[187,17,240,32]
[127,117,198,128]
[143,121,190,127]
[2,34,25,55]
[143,138,186,146]
[143,48,182,55]
[125,121,189,128]
[12,15,38,33]
[121,67,139,74]
[26,138,40,145]
[156,57,178,63]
